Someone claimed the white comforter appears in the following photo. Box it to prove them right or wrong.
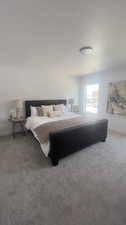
[25,112,79,157]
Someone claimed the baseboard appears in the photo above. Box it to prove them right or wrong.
[109,129,126,137]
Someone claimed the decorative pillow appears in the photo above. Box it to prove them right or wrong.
[53,104,66,113]
[36,107,43,116]
[41,105,53,117]
[30,106,38,116]
[49,111,63,118]
[30,106,43,116]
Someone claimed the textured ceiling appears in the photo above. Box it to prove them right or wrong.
[0,0,126,76]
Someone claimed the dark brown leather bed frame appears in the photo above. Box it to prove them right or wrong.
[25,100,108,166]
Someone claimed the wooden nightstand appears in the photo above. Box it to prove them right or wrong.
[9,118,26,138]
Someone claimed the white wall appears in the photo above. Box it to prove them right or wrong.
[0,66,78,136]
[78,67,126,135]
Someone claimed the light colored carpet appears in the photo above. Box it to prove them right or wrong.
[0,132,126,225]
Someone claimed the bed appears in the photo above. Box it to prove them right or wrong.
[25,99,108,166]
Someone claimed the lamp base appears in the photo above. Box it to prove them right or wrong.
[16,108,22,120]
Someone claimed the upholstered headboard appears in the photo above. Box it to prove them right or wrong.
[25,99,67,117]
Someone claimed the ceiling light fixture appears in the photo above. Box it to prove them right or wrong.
[80,46,93,55]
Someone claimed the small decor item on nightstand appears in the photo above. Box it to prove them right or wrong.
[73,105,80,113]
[9,109,16,119]
[15,99,23,119]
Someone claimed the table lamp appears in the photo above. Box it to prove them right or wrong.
[68,98,74,112]
[15,99,23,119]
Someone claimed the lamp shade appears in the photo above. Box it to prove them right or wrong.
[15,99,23,109]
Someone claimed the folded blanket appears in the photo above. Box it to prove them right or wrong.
[34,116,99,144]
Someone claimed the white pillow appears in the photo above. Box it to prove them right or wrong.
[53,104,66,113]
[30,106,38,116]
[49,110,63,118]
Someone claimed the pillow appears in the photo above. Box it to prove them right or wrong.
[30,106,38,116]
[49,111,63,118]
[30,106,43,116]
[53,104,66,113]
[41,105,53,117]
[36,107,43,116]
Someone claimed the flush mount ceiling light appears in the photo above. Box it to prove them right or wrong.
[80,46,93,55]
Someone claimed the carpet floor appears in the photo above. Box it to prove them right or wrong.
[0,132,126,225]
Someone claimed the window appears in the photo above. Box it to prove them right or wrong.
[85,84,99,113]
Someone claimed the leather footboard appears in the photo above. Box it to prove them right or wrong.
[49,119,108,166]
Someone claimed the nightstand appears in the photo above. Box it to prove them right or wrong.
[9,118,26,138]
